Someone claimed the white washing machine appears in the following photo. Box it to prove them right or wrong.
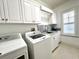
[23,31,52,59]
[0,33,28,59]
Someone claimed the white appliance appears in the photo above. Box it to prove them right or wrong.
[23,31,52,59]
[0,33,28,59]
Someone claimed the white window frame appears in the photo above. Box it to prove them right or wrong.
[62,9,75,35]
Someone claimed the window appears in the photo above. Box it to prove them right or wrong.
[63,10,75,34]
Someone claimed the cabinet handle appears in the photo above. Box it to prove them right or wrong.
[5,19,8,21]
[43,37,46,39]
[0,38,2,40]
[0,53,2,55]
[53,37,56,40]
[2,18,5,21]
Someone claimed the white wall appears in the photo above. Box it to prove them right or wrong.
[53,0,79,48]
[34,0,53,10]
[0,23,37,35]
[61,36,79,48]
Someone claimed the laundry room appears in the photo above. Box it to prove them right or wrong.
[0,0,79,59]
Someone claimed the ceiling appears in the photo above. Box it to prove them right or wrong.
[36,0,70,9]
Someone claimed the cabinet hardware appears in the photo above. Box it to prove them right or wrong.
[0,38,2,40]
[43,37,45,39]
[2,18,4,21]
[53,37,56,39]
[5,19,8,21]
[0,17,1,19]
[0,53,2,55]
[52,46,59,53]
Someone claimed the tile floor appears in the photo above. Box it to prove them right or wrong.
[52,42,79,59]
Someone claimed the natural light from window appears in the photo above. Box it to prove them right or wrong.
[63,10,75,34]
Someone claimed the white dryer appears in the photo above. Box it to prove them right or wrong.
[23,31,52,59]
[0,33,28,59]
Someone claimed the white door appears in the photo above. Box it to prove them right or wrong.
[24,2,32,23]
[0,0,5,23]
[3,0,23,23]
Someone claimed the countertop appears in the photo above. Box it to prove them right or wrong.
[42,31,60,36]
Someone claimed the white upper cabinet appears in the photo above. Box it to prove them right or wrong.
[24,2,33,23]
[0,0,41,23]
[4,0,23,23]
[23,0,41,23]
[0,0,23,23]
[31,5,41,23]
[32,5,41,23]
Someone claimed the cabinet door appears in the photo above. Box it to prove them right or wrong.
[53,36,58,48]
[3,0,23,23]
[31,5,40,23]
[24,2,32,23]
[29,4,41,23]
[23,1,41,23]
[31,5,36,23]
[0,0,5,23]
[54,32,61,44]
[51,36,55,51]
[51,35,58,52]
[34,6,41,23]
[51,32,60,52]
[31,5,41,23]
